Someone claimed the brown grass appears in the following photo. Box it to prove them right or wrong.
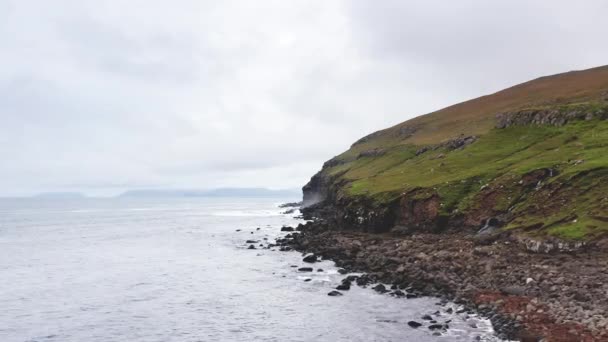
[380,65,608,145]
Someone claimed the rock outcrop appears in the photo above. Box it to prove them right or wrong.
[496,105,608,129]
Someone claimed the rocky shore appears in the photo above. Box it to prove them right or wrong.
[276,220,608,342]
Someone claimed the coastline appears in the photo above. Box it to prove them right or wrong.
[276,219,608,342]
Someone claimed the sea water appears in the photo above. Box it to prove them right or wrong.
[0,197,501,341]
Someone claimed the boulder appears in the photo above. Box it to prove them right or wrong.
[327,290,343,297]
[302,254,318,263]
[372,284,388,294]
[336,283,351,291]
[407,321,423,328]
[428,324,446,331]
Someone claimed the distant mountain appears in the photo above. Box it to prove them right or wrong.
[34,192,86,199]
[119,188,300,198]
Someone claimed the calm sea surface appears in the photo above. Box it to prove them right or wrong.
[0,197,501,341]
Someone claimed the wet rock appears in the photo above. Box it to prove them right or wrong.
[336,283,350,291]
[391,290,406,297]
[280,226,295,232]
[327,290,343,297]
[298,267,313,272]
[407,321,422,328]
[372,284,388,294]
[344,275,359,282]
[245,240,258,244]
[428,324,446,331]
[302,254,318,263]
[356,274,377,287]
[247,245,256,250]
[337,268,348,274]
[422,315,433,321]
[279,201,302,208]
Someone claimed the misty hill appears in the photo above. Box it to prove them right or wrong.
[304,65,608,241]
[34,192,86,199]
[119,188,300,198]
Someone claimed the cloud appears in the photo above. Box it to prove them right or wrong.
[0,0,606,196]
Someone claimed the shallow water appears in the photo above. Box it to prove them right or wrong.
[0,197,502,341]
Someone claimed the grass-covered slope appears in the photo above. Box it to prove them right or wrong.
[307,66,608,241]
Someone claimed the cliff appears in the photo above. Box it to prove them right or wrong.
[303,65,608,242]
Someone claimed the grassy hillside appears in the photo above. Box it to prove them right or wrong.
[311,66,608,241]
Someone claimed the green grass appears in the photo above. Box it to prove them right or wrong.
[319,112,608,240]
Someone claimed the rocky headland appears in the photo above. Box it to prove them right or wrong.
[290,66,608,341]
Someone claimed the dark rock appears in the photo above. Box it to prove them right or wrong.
[337,268,348,274]
[357,148,386,159]
[344,275,359,282]
[280,226,295,232]
[336,283,351,291]
[407,321,422,328]
[391,290,406,297]
[356,274,377,287]
[501,286,526,296]
[247,245,256,250]
[428,324,446,331]
[317,269,323,272]
[441,135,478,150]
[422,315,433,321]
[278,201,302,208]
[245,240,258,244]
[298,267,313,272]
[302,254,318,263]
[327,290,343,297]
[416,146,430,156]
[372,284,388,294]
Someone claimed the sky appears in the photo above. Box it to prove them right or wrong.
[1,0,607,196]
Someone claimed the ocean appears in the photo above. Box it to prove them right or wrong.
[0,197,500,341]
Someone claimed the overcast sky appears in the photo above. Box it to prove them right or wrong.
[1,0,607,196]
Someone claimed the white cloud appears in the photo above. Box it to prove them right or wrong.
[0,0,607,196]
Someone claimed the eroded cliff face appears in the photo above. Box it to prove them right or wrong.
[496,104,608,128]
[302,102,608,241]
